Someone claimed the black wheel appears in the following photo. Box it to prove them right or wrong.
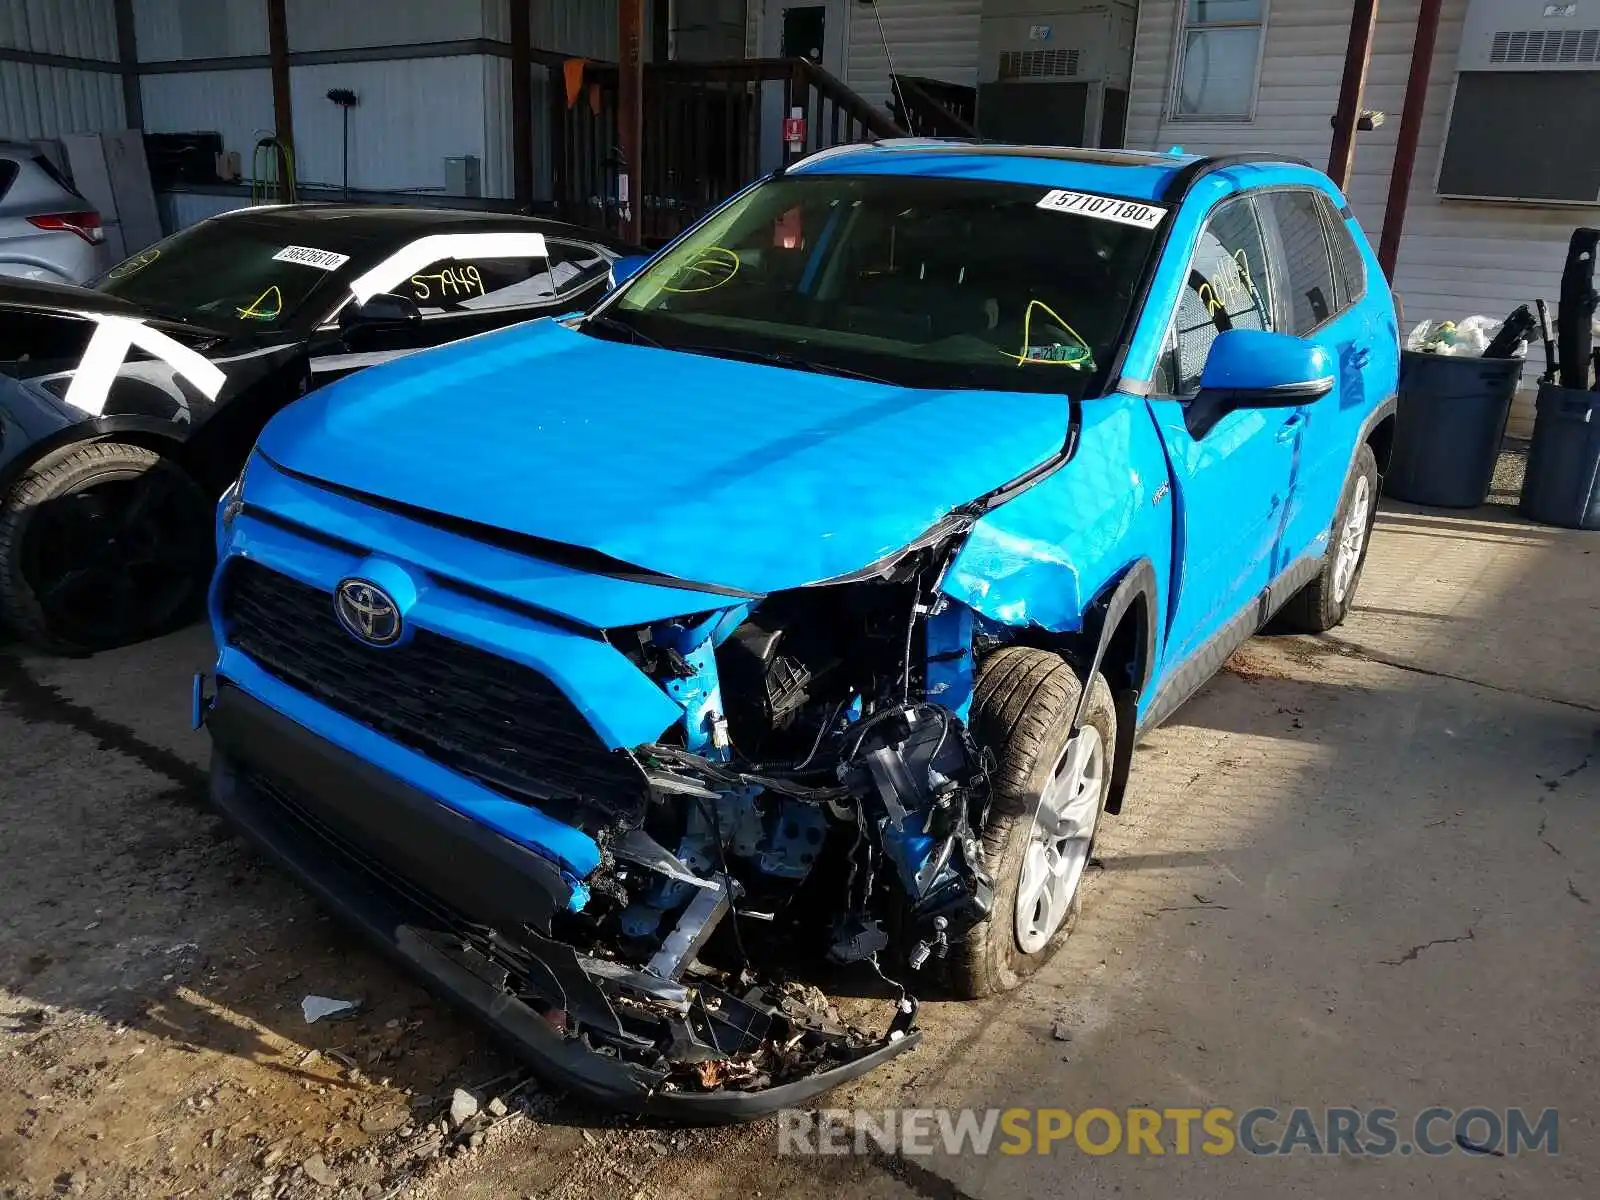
[1279,443,1379,634]
[949,646,1117,999]
[0,442,212,653]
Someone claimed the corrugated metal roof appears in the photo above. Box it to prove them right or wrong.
[0,0,119,61]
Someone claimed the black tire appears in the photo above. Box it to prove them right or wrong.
[1278,443,1379,634]
[0,442,212,654]
[949,646,1117,999]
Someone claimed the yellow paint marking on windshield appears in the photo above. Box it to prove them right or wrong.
[662,246,740,294]
[106,248,160,280]
[236,285,283,322]
[1000,299,1093,369]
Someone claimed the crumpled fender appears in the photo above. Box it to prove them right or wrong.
[941,397,1167,634]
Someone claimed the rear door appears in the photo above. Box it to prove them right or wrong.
[1146,192,1299,673]
[1256,188,1374,579]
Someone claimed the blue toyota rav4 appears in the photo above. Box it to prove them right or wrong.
[199,142,1398,1117]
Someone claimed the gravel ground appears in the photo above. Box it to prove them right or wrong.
[1,495,1595,1200]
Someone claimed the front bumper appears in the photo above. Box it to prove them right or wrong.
[206,681,917,1120]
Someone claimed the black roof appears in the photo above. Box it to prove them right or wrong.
[213,204,636,253]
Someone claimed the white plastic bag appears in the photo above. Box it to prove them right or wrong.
[1406,315,1508,357]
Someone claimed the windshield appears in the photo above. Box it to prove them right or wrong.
[96,220,358,331]
[596,173,1160,394]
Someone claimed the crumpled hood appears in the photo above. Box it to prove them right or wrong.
[256,320,1069,593]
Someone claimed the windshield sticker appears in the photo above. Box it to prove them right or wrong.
[1036,190,1166,229]
[272,244,351,271]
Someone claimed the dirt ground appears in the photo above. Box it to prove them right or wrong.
[1,475,1595,1200]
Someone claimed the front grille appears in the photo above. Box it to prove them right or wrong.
[221,560,648,829]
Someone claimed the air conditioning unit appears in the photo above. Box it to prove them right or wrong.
[975,0,1138,149]
[1438,0,1600,203]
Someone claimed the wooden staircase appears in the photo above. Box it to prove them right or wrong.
[554,57,903,243]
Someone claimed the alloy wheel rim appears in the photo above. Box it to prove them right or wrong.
[1015,724,1106,955]
[20,474,207,644]
[1333,475,1371,604]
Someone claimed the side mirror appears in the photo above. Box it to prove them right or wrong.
[339,292,423,338]
[1197,328,1335,408]
[610,254,649,287]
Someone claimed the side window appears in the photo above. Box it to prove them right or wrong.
[1319,195,1368,308]
[406,256,554,313]
[1265,190,1338,335]
[545,239,614,297]
[0,159,19,202]
[1166,196,1274,394]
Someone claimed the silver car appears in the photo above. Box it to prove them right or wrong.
[0,141,113,285]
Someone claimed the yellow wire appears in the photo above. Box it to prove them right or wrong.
[999,299,1093,368]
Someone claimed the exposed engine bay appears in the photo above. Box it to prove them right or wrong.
[471,559,1001,1103]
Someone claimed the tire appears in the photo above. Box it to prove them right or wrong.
[948,646,1117,999]
[1278,443,1379,634]
[0,442,212,654]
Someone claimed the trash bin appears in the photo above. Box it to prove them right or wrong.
[1384,351,1525,508]
[1518,383,1600,530]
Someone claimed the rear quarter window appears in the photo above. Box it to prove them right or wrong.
[31,154,84,198]
[0,159,19,202]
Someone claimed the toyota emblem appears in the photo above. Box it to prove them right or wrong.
[334,578,402,647]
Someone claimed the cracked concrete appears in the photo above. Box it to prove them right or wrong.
[0,501,1594,1200]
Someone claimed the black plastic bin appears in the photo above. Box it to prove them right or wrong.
[1519,384,1600,530]
[1385,351,1525,508]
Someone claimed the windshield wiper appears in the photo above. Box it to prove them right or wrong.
[581,312,663,348]
[679,345,894,385]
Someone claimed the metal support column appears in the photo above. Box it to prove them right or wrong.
[1326,0,1379,191]
[266,0,295,177]
[618,0,645,244]
[1377,0,1444,280]
[510,0,534,209]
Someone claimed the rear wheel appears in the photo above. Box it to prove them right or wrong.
[0,442,212,653]
[948,647,1116,998]
[1279,443,1379,633]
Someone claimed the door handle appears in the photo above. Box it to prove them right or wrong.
[1275,413,1305,442]
[1351,347,1372,368]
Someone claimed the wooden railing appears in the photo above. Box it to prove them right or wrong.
[888,74,978,139]
[553,57,904,243]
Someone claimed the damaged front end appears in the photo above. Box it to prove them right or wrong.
[208,523,999,1118]
[506,559,999,1112]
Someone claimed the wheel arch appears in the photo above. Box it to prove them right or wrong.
[0,417,201,502]
[979,560,1157,818]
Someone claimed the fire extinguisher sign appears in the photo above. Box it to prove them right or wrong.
[784,115,807,146]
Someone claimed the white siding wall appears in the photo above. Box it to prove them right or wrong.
[0,0,123,138]
[133,0,269,61]
[138,68,273,163]
[0,61,122,138]
[285,0,490,52]
[1128,0,1576,435]
[290,57,492,193]
[846,0,983,110]
[0,0,118,59]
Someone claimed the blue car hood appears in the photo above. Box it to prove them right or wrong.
[257,320,1068,594]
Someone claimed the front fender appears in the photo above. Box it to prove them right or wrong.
[941,393,1169,638]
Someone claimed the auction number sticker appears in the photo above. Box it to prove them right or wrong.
[272,244,351,271]
[1036,190,1166,229]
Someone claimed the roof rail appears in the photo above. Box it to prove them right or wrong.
[1159,153,1316,203]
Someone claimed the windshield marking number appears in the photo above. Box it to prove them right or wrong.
[272,245,351,271]
[1036,190,1165,229]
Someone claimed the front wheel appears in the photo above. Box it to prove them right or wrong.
[948,647,1117,999]
[1279,443,1379,634]
[0,442,213,653]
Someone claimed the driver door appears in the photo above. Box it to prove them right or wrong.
[1145,193,1300,674]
